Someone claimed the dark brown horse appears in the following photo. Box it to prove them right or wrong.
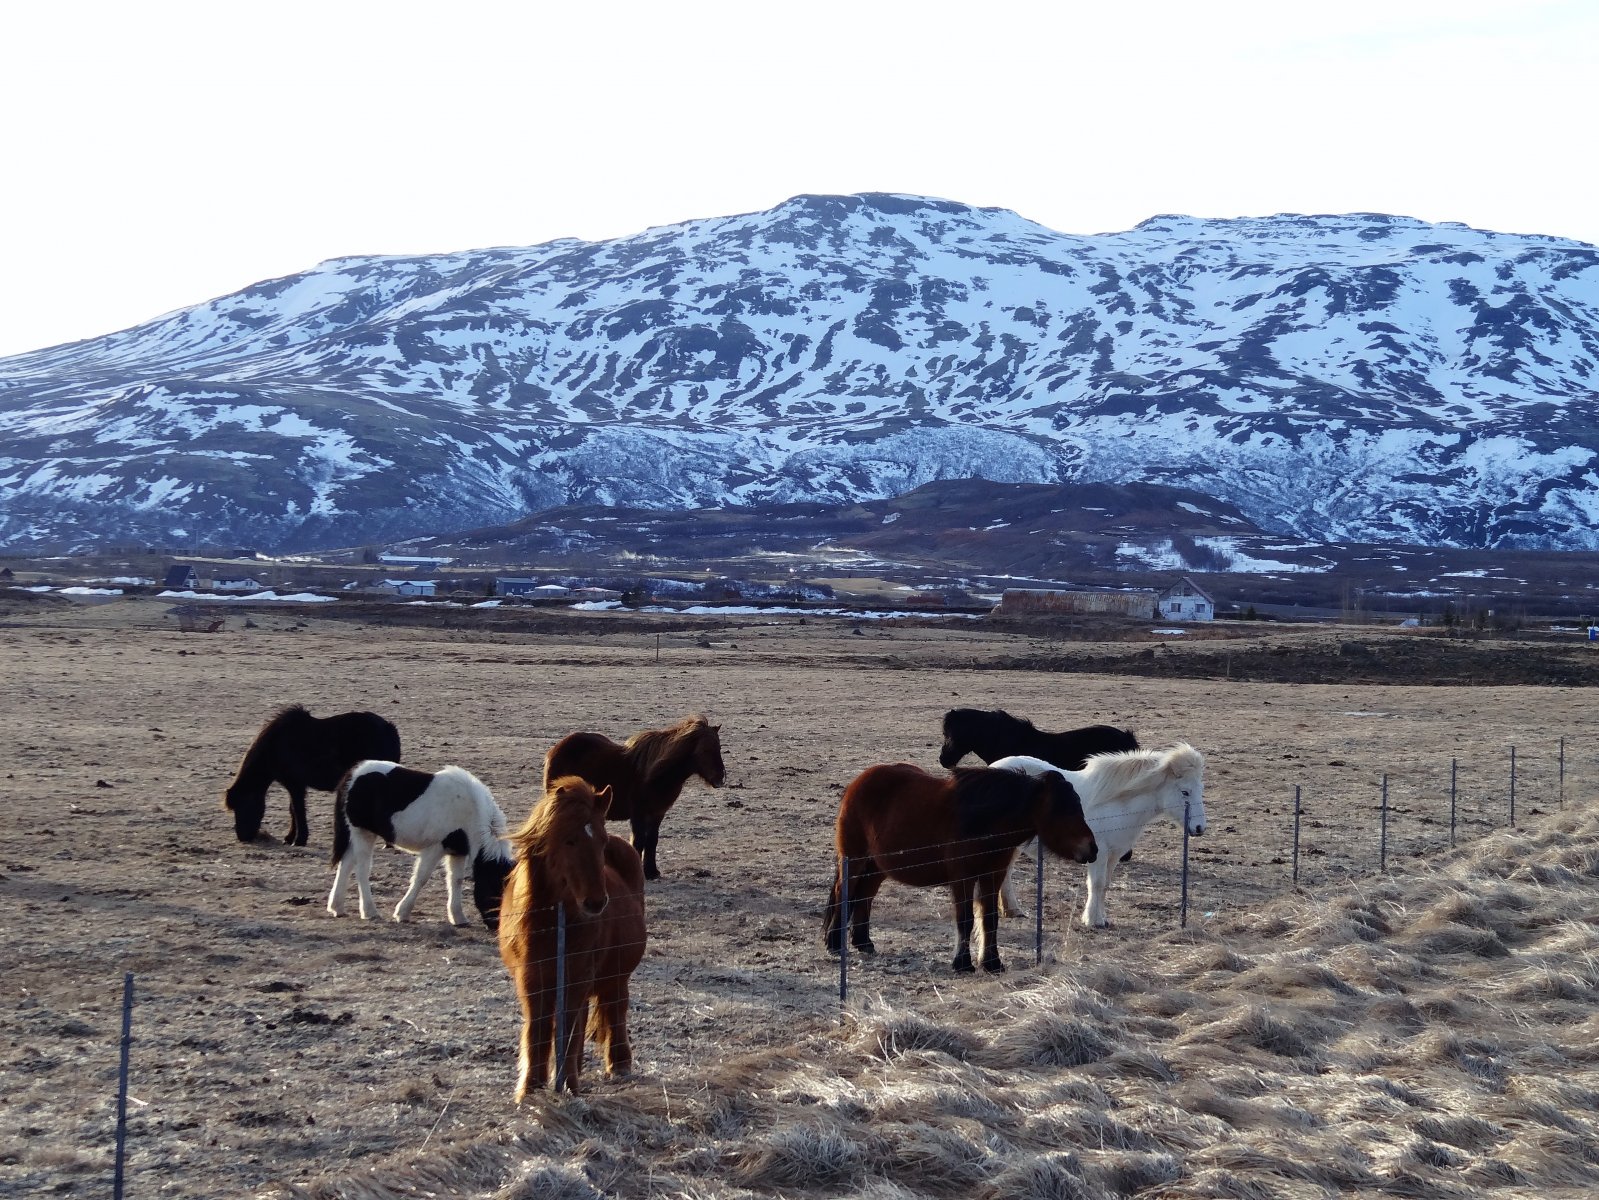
[542,716,724,881]
[223,705,401,845]
[824,763,1098,974]
[498,776,646,1099]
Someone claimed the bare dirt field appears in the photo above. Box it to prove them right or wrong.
[3,595,1598,1199]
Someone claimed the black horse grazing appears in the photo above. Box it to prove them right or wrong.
[223,706,402,845]
[939,708,1138,770]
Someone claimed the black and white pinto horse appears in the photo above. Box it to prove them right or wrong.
[327,761,514,930]
[223,705,401,846]
[938,708,1138,915]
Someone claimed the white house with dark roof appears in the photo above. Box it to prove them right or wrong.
[1158,576,1216,621]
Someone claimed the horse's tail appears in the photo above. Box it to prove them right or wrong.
[331,773,352,866]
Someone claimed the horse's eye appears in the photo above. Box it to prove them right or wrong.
[1181,789,1191,798]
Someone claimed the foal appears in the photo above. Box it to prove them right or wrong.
[499,776,646,1098]
[327,761,513,929]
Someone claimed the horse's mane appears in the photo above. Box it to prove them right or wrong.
[1078,743,1203,807]
[949,766,1040,833]
[949,707,1036,735]
[232,704,312,778]
[511,776,598,859]
[623,715,713,780]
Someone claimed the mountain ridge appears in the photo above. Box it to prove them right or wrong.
[3,193,1598,554]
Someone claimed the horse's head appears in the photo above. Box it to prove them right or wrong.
[1033,771,1098,864]
[222,782,265,843]
[694,722,726,788]
[1161,744,1207,836]
[472,844,515,932]
[527,777,614,916]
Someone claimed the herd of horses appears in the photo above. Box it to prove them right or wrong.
[221,704,1206,1096]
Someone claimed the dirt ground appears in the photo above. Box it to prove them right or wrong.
[2,595,1596,1198]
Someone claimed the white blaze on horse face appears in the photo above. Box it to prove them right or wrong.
[584,823,594,839]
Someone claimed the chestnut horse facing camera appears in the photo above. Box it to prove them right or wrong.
[498,775,646,1099]
[542,715,724,881]
[824,763,1098,974]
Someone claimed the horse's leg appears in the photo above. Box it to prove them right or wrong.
[848,861,882,954]
[950,879,977,973]
[557,986,589,1094]
[514,970,554,1103]
[592,979,633,1077]
[824,860,844,955]
[640,815,663,881]
[393,845,445,922]
[327,846,354,917]
[351,831,380,920]
[286,784,309,847]
[1082,853,1111,927]
[440,853,469,926]
[978,872,1005,973]
[998,845,1028,918]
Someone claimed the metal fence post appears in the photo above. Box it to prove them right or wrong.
[553,903,568,1093]
[1509,745,1517,827]
[1450,757,1457,847]
[839,856,850,1013]
[1179,800,1191,928]
[1559,736,1566,808]
[1034,834,1044,966]
[1379,774,1389,871]
[1291,785,1302,884]
[114,972,133,1200]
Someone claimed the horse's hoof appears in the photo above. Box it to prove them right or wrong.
[983,960,1007,974]
[852,940,876,955]
[952,958,976,974]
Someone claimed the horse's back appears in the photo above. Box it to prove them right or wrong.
[837,762,955,857]
[544,732,636,816]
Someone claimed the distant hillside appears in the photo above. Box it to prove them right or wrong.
[3,193,1598,553]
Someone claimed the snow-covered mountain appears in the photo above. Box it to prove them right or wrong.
[3,192,1598,554]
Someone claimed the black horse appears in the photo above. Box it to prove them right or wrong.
[939,708,1138,770]
[223,706,401,845]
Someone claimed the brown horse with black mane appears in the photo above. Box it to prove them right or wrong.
[498,776,646,1099]
[824,763,1098,974]
[542,715,724,881]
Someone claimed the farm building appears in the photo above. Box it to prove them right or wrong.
[162,564,198,590]
[375,579,437,597]
[995,588,1156,618]
[495,577,540,597]
[213,575,264,592]
[1158,577,1217,622]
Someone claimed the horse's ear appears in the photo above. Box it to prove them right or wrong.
[594,785,613,817]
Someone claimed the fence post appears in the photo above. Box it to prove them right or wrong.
[1034,834,1044,966]
[1509,745,1517,828]
[1379,774,1389,871]
[1179,800,1191,928]
[114,972,133,1200]
[1291,785,1302,885]
[839,856,850,1014]
[553,903,568,1093]
[1450,757,1457,847]
[1559,736,1566,808]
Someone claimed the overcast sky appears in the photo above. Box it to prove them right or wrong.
[2,0,1594,359]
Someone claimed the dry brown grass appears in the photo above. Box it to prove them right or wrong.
[4,601,1599,1198]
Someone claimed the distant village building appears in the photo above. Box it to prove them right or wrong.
[495,577,540,597]
[163,564,199,590]
[1158,577,1216,622]
[213,574,264,593]
[378,554,453,568]
[995,588,1157,619]
[375,579,437,597]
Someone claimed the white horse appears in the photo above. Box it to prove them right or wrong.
[991,743,1206,927]
[327,761,515,929]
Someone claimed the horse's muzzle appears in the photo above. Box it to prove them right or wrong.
[1188,824,1206,837]
[581,897,609,917]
